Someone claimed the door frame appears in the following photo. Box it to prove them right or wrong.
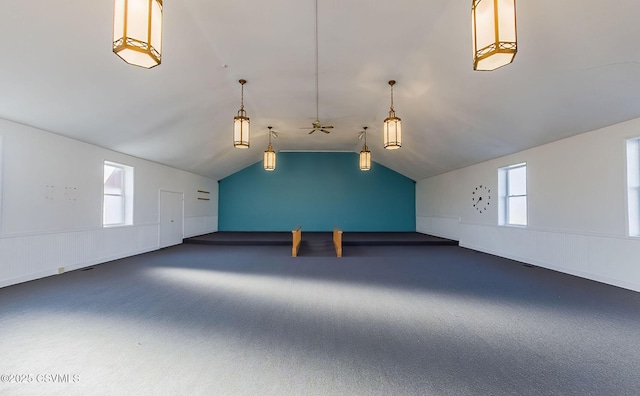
[158,189,184,248]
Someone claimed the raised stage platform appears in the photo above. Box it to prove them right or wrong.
[184,232,458,247]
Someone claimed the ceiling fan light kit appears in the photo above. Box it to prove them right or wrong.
[113,0,163,69]
[472,0,518,71]
[383,80,402,150]
[233,79,250,149]
[305,121,334,134]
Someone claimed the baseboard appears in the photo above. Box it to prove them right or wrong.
[0,269,59,289]
[184,229,217,238]
[63,246,160,271]
[416,229,460,242]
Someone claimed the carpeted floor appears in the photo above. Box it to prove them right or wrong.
[1,244,639,395]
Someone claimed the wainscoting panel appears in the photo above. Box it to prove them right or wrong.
[1,215,220,288]
[418,216,640,292]
[416,216,460,240]
[1,224,159,288]
[184,215,218,238]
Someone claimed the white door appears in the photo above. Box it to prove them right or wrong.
[159,190,184,248]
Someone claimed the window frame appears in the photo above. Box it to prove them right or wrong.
[103,161,134,227]
[626,138,640,237]
[499,162,527,226]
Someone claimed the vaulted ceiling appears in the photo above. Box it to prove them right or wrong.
[1,1,640,181]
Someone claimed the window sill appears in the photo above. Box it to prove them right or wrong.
[103,223,134,229]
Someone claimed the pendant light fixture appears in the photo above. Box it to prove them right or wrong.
[472,0,517,71]
[383,80,402,150]
[113,0,163,68]
[359,127,371,171]
[264,127,277,171]
[233,79,250,148]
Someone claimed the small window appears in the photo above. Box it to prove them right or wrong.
[103,161,133,226]
[499,163,527,226]
[627,138,640,236]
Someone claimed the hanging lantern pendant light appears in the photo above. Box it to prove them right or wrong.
[359,126,371,171]
[472,0,517,71]
[383,80,402,150]
[264,127,277,171]
[113,0,163,68]
[233,79,250,148]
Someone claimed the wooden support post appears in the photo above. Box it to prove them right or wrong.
[292,227,302,257]
[333,228,343,258]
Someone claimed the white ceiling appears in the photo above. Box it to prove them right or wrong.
[1,1,640,181]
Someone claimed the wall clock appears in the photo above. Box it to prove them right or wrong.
[472,185,491,213]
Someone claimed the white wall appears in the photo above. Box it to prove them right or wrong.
[417,117,640,292]
[0,118,218,288]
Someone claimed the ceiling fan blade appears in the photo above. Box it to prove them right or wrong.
[321,129,331,134]
[308,130,316,134]
[322,125,334,129]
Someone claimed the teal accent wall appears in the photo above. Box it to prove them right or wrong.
[218,152,415,231]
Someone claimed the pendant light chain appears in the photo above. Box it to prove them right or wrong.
[388,80,396,116]
[239,80,246,115]
[315,0,319,121]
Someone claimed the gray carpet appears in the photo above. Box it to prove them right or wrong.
[1,244,639,395]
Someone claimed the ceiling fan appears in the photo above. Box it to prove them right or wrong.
[305,120,333,134]
[300,0,333,135]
